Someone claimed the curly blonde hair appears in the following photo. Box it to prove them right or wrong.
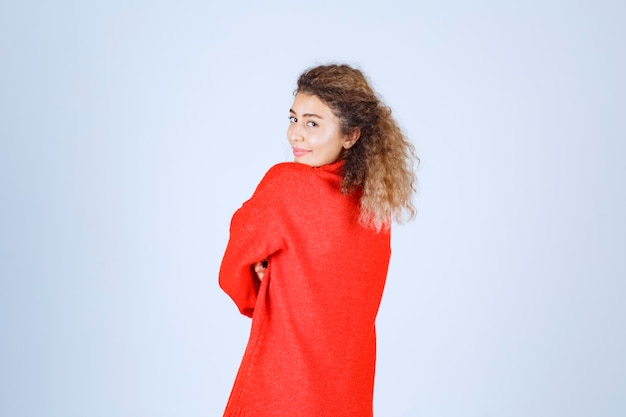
[296,64,418,230]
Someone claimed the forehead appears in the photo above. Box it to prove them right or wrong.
[290,93,335,117]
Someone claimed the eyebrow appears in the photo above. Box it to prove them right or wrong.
[289,109,324,119]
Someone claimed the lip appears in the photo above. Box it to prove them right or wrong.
[292,147,311,157]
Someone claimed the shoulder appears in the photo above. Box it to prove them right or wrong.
[264,162,312,178]
[262,161,344,182]
[257,162,317,189]
[253,161,345,199]
[247,163,305,200]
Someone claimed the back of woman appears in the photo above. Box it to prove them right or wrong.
[220,160,390,416]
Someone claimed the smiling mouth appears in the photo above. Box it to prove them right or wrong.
[292,148,311,157]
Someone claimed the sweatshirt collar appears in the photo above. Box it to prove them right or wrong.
[317,159,345,176]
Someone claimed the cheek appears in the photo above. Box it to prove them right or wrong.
[286,125,294,140]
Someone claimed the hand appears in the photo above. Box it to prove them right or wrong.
[254,259,268,281]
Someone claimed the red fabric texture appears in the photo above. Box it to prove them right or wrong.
[219,160,391,417]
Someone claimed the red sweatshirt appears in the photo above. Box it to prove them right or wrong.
[219,160,391,417]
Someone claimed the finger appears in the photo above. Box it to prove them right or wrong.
[254,261,266,281]
[254,262,265,274]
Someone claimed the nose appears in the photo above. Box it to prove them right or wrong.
[288,122,304,142]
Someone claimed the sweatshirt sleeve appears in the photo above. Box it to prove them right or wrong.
[218,165,289,318]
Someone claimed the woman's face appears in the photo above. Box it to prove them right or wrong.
[287,93,353,167]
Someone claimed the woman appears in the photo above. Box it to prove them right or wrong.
[219,64,417,417]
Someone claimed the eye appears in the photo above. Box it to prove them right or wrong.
[307,121,317,127]
[288,116,297,123]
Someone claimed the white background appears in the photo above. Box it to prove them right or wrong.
[1,1,624,416]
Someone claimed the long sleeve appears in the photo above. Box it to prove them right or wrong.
[218,166,288,317]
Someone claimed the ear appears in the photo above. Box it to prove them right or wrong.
[343,127,361,149]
